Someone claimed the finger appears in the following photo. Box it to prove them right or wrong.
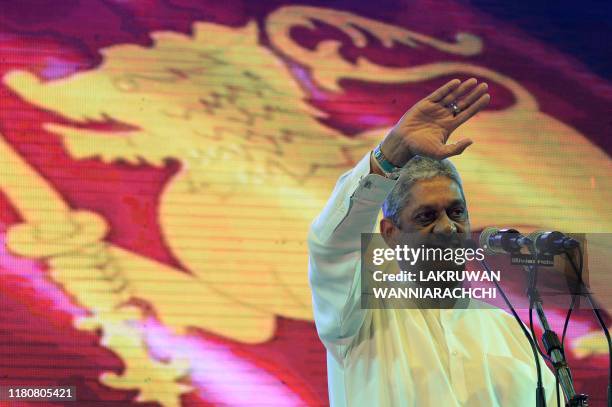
[457,82,488,110]
[438,138,474,159]
[427,79,461,102]
[439,78,478,106]
[453,93,490,127]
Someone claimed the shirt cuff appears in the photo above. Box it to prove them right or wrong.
[350,151,399,203]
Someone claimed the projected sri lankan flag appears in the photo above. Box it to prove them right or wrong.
[0,0,610,405]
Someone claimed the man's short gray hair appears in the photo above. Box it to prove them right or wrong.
[382,156,465,226]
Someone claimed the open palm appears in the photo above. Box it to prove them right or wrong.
[383,78,490,164]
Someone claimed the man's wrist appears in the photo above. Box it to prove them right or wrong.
[370,149,401,179]
[380,132,414,167]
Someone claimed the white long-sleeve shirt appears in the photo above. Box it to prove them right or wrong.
[307,151,560,406]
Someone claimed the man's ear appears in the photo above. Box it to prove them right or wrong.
[380,217,399,247]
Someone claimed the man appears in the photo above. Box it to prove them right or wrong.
[307,78,559,406]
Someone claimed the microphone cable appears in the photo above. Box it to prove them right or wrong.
[525,243,559,407]
[479,256,547,406]
[560,246,582,388]
[564,246,611,407]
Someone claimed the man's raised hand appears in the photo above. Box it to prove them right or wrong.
[380,78,490,165]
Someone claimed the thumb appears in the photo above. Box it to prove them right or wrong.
[440,138,473,159]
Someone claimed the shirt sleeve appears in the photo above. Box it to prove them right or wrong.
[307,151,398,354]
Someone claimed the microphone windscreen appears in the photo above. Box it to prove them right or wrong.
[479,227,499,255]
[528,230,579,254]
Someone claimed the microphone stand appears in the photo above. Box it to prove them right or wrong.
[524,260,588,407]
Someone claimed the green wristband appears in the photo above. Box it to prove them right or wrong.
[373,143,402,175]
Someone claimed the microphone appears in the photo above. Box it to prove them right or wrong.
[528,231,579,255]
[479,227,532,255]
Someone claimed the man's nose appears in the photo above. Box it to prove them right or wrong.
[432,214,457,235]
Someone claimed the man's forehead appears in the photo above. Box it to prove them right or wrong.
[403,177,465,210]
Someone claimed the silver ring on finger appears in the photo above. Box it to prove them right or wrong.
[447,101,461,117]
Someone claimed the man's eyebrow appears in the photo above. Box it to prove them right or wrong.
[411,204,436,215]
[411,200,466,215]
